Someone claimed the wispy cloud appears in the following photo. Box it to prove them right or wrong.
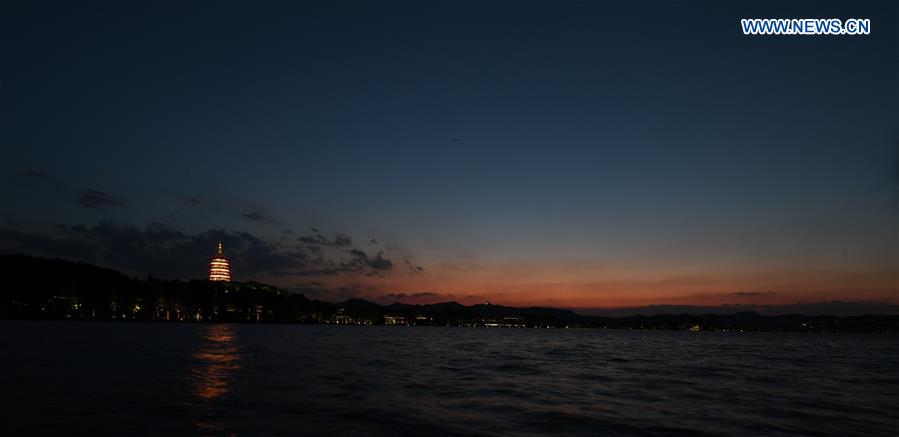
[729,291,777,297]
[577,301,899,317]
[2,169,62,189]
[25,169,52,181]
[242,210,282,224]
[176,194,205,205]
[77,190,126,210]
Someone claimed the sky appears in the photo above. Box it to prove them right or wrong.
[1,0,897,312]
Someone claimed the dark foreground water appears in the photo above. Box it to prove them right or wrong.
[1,322,896,436]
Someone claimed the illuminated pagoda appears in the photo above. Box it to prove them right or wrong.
[208,241,231,281]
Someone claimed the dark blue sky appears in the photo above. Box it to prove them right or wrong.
[1,0,896,308]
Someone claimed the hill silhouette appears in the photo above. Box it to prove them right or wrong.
[1,254,896,333]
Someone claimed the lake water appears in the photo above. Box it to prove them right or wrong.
[1,322,896,436]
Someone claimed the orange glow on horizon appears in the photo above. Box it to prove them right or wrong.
[290,259,898,308]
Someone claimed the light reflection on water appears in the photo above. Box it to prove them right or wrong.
[191,324,240,434]
[2,323,898,436]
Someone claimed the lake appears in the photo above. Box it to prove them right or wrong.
[1,322,896,435]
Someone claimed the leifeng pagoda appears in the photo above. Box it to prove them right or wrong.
[209,241,231,281]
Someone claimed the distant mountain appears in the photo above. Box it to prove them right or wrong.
[1,254,897,333]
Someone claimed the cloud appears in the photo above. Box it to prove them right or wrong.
[0,222,409,284]
[298,236,324,245]
[341,249,393,275]
[349,248,367,258]
[404,257,424,273]
[334,233,352,247]
[297,231,353,247]
[729,291,777,297]
[280,268,340,277]
[293,231,389,276]
[577,301,899,317]
[77,190,126,210]
[379,292,461,305]
[242,210,281,224]
[367,253,393,270]
[177,195,205,205]
[2,169,62,189]
[274,248,395,279]
[25,170,51,181]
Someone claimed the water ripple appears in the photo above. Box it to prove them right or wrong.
[1,323,897,436]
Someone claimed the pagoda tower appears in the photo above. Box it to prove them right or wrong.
[209,241,231,281]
